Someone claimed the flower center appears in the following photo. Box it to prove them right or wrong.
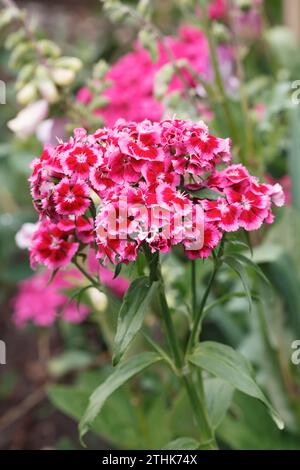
[241,196,251,210]
[76,153,87,163]
[65,191,75,203]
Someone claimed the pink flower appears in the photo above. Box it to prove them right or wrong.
[267,175,289,205]
[54,178,90,216]
[99,266,129,298]
[12,270,89,327]
[223,164,250,184]
[208,0,227,20]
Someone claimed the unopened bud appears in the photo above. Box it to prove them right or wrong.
[92,60,109,80]
[38,79,59,103]
[51,68,76,86]
[89,288,108,312]
[37,40,61,58]
[55,56,82,72]
[17,82,37,105]
[154,63,174,100]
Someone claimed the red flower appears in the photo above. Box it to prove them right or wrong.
[202,198,240,232]
[185,222,222,259]
[63,145,99,178]
[57,216,94,243]
[225,187,269,230]
[54,178,90,216]
[30,221,79,270]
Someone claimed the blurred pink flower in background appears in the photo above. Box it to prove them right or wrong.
[267,174,291,206]
[12,259,129,328]
[209,0,227,20]
[77,26,236,126]
[12,269,89,327]
[87,250,129,298]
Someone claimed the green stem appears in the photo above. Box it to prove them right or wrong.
[157,281,182,370]
[187,239,225,355]
[187,266,219,354]
[73,258,102,292]
[182,375,216,449]
[191,260,197,320]
[156,260,217,449]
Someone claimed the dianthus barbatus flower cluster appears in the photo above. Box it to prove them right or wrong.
[29,118,284,269]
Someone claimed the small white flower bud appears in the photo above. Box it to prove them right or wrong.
[17,82,37,105]
[51,68,76,86]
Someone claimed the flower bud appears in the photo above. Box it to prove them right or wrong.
[89,288,108,312]
[212,22,231,43]
[55,56,82,72]
[90,96,109,110]
[17,82,37,105]
[36,39,61,58]
[16,64,35,90]
[154,63,174,100]
[38,79,59,103]
[92,60,109,80]
[51,68,76,86]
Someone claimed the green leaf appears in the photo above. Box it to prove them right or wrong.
[113,263,123,280]
[243,230,253,257]
[218,392,300,450]
[48,380,141,449]
[162,437,199,450]
[204,378,234,430]
[48,351,95,378]
[113,277,159,365]
[223,255,253,312]
[231,253,271,286]
[289,107,300,213]
[79,352,161,443]
[187,188,225,200]
[188,341,284,431]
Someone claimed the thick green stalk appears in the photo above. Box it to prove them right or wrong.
[186,265,219,354]
[157,282,183,370]
[191,260,197,320]
[187,238,225,355]
[157,264,217,449]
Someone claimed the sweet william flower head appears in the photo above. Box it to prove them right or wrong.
[29,118,284,270]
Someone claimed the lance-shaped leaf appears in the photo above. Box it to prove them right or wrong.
[231,253,270,286]
[224,255,253,312]
[188,341,284,431]
[79,352,161,443]
[113,277,159,365]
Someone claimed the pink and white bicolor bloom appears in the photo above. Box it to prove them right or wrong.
[28,118,284,268]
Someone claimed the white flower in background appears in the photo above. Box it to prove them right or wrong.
[36,117,68,145]
[8,100,48,139]
[15,222,38,249]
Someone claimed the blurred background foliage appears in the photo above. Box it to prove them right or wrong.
[1,0,300,450]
